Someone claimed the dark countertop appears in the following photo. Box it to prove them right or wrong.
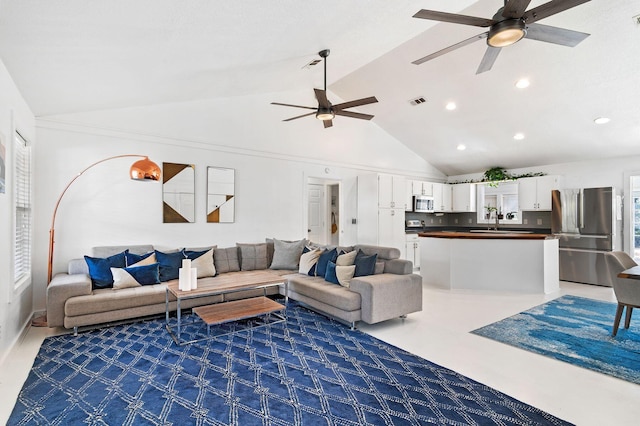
[418,231,555,240]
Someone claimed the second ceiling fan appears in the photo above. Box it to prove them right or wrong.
[412,0,591,74]
[271,49,378,128]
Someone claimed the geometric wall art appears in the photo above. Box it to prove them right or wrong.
[207,166,235,223]
[162,162,195,223]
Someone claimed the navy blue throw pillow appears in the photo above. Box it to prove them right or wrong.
[84,250,128,289]
[155,250,186,282]
[354,250,378,277]
[127,263,161,286]
[182,248,210,260]
[315,247,337,277]
[324,261,340,285]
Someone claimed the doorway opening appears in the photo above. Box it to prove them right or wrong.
[631,176,640,260]
[306,177,340,246]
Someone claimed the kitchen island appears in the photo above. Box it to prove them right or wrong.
[418,231,559,294]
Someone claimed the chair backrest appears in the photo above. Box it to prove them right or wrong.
[605,251,640,305]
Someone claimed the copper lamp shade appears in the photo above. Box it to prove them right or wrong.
[130,156,161,181]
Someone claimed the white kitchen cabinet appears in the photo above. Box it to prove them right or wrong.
[378,174,407,209]
[405,180,414,212]
[405,233,420,270]
[451,183,476,212]
[518,175,561,211]
[412,180,433,196]
[432,182,452,212]
[357,174,406,258]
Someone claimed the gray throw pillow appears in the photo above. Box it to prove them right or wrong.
[270,239,306,270]
[214,247,240,274]
[237,243,268,271]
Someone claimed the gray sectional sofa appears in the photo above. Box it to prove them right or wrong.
[47,242,422,333]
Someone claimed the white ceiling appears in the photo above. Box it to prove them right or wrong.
[0,0,638,175]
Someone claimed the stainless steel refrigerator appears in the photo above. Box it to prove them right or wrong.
[551,187,621,286]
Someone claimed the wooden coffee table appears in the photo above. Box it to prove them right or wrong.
[165,270,287,345]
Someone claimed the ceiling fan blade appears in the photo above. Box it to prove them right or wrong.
[502,0,532,18]
[271,102,317,110]
[413,32,488,65]
[413,9,495,27]
[476,46,501,74]
[283,112,316,122]
[314,88,331,109]
[333,96,378,110]
[334,110,374,121]
[525,23,590,47]
[522,0,591,24]
[323,119,333,128]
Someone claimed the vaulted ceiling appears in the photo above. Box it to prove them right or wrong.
[0,0,638,175]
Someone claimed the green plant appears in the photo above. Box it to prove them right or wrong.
[483,167,510,187]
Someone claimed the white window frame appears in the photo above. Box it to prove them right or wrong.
[476,182,522,225]
[13,130,32,291]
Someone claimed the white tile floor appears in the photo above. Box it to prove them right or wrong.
[2,281,639,425]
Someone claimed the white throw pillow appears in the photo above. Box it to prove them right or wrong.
[336,250,357,266]
[189,248,216,278]
[299,248,322,275]
[336,265,356,287]
[111,268,141,290]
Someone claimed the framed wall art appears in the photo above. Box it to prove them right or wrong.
[207,166,235,223]
[162,162,195,223]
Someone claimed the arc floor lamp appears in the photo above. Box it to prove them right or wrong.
[32,154,161,327]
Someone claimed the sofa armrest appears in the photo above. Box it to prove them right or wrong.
[384,259,413,275]
[349,273,422,324]
[47,273,92,327]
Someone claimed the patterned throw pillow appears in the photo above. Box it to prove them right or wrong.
[111,263,161,289]
[126,251,156,267]
[299,247,322,276]
[336,250,357,266]
[182,248,216,278]
[155,250,186,282]
[84,250,128,289]
[237,243,269,271]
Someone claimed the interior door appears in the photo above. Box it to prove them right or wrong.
[307,184,325,244]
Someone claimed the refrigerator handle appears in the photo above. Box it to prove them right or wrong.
[578,188,584,229]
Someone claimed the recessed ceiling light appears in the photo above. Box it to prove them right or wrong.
[456,144,466,151]
[445,102,457,111]
[515,78,530,89]
[594,117,610,124]
[513,133,525,140]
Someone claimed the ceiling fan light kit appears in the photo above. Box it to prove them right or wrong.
[271,49,377,128]
[412,0,592,74]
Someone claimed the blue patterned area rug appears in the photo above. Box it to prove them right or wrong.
[10,302,571,425]
[472,295,640,385]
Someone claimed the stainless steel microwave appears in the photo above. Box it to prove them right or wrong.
[413,195,434,213]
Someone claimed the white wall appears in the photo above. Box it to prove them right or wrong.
[0,58,36,364]
[32,91,446,312]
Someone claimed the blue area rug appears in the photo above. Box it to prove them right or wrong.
[472,295,640,385]
[10,301,571,425]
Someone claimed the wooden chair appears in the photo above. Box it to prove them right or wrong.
[605,251,640,337]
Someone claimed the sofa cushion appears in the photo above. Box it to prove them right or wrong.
[84,250,128,289]
[354,250,378,277]
[237,243,268,271]
[214,247,240,274]
[299,247,322,275]
[286,274,361,312]
[183,248,216,278]
[316,247,338,277]
[270,239,306,270]
[155,250,185,282]
[93,245,153,258]
[111,263,161,289]
[325,261,356,287]
[354,244,401,261]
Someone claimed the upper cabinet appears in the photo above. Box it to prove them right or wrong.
[432,182,452,212]
[518,175,561,211]
[377,174,407,209]
[451,183,477,212]
[411,180,433,196]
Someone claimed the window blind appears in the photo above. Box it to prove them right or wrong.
[14,131,31,283]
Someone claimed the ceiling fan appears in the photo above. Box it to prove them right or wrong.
[271,49,378,128]
[412,0,591,74]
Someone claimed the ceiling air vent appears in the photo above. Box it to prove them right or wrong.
[410,97,427,106]
[302,59,322,69]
